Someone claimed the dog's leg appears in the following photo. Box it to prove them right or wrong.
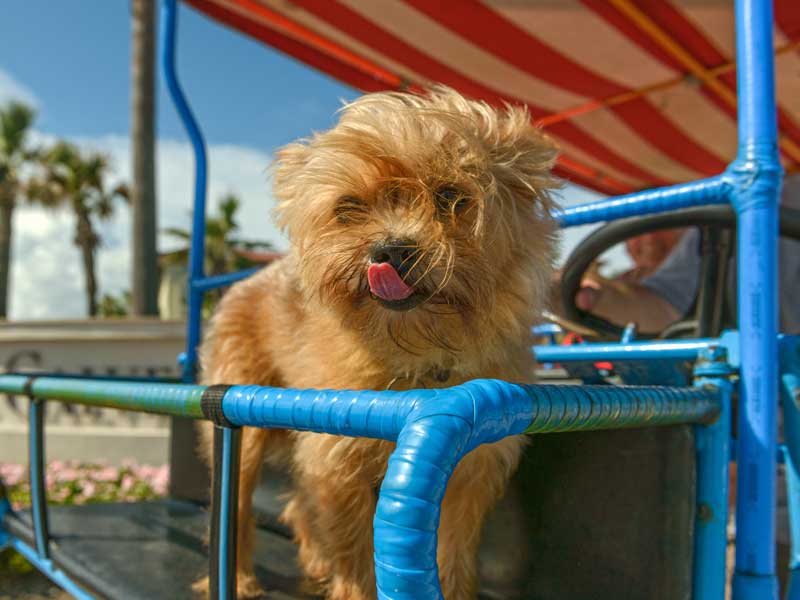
[284,435,392,600]
[436,436,526,600]
[233,426,272,598]
[284,479,377,600]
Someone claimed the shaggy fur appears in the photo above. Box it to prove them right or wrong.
[196,87,560,600]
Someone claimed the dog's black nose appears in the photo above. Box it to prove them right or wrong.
[370,238,417,273]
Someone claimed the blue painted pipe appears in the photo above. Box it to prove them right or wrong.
[780,337,800,600]
[219,427,235,600]
[218,380,720,599]
[192,267,261,293]
[555,175,730,228]
[533,337,718,363]
[730,2,782,598]
[783,446,800,600]
[0,376,207,418]
[0,375,719,599]
[10,537,94,600]
[28,399,49,559]
[692,351,733,600]
[0,491,9,549]
[161,0,208,383]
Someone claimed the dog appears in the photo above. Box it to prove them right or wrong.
[196,86,560,600]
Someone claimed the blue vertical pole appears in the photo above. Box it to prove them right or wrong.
[730,1,782,598]
[783,446,800,600]
[28,398,50,560]
[780,337,800,599]
[209,425,241,600]
[160,0,209,383]
[0,479,10,548]
[693,349,733,600]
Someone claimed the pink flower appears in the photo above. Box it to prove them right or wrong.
[120,474,135,493]
[53,467,80,482]
[81,481,97,499]
[151,466,170,495]
[0,463,26,487]
[93,466,120,482]
[136,465,157,480]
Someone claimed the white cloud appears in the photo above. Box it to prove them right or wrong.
[0,68,40,108]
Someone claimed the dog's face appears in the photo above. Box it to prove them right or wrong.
[273,88,559,356]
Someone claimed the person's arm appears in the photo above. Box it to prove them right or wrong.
[570,229,701,334]
[575,273,681,333]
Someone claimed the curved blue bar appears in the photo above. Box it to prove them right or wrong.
[556,175,730,228]
[219,380,719,599]
[534,337,717,363]
[161,0,209,383]
[730,1,782,597]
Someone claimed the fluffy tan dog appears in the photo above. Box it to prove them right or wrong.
[198,86,559,600]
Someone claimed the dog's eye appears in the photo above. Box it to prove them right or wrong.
[334,196,368,224]
[434,186,469,218]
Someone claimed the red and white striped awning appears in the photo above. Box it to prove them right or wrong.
[185,0,800,195]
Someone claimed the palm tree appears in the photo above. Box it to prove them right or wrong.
[28,142,129,316]
[0,102,36,318]
[164,193,275,274]
[163,194,276,315]
[99,290,132,318]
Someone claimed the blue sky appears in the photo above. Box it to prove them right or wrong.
[0,1,357,148]
[0,1,616,319]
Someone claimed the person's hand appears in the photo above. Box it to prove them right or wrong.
[551,264,679,333]
[575,273,604,312]
[549,267,607,315]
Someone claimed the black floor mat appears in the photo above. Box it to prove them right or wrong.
[3,500,316,600]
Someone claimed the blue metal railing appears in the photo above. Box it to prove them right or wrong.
[161,0,208,384]
[729,1,782,596]
[534,337,719,363]
[0,374,724,600]
[555,174,731,227]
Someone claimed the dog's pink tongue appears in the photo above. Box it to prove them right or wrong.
[368,263,414,301]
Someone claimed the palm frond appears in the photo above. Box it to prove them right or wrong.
[163,226,192,241]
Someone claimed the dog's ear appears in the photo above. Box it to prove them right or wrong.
[490,105,561,216]
[271,140,313,239]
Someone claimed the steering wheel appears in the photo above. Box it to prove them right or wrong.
[559,204,800,340]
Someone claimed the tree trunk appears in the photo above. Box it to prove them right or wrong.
[76,210,99,317]
[0,199,13,319]
[130,0,159,316]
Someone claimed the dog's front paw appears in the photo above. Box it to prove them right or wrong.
[237,572,266,598]
[191,573,266,599]
[192,575,210,597]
